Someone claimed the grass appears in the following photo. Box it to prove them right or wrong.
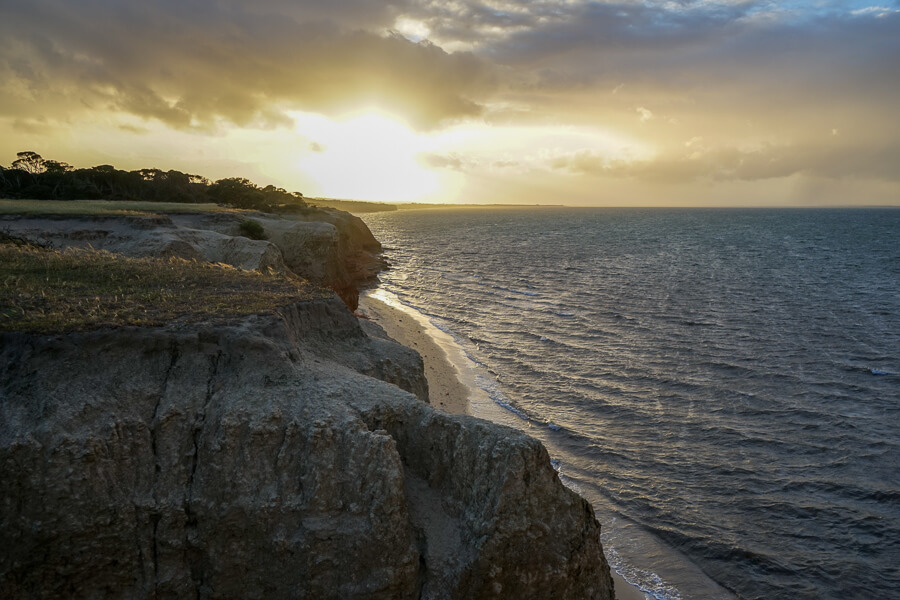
[0,237,331,333]
[0,199,242,217]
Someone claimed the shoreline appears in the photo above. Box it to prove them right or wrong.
[358,293,470,415]
[357,291,647,600]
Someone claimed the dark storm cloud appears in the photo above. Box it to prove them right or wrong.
[0,0,496,129]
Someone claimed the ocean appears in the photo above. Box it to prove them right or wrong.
[359,208,900,600]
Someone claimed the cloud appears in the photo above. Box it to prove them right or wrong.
[470,2,900,183]
[1,0,898,191]
[419,151,524,172]
[551,140,900,183]
[476,2,899,113]
[0,0,497,130]
[396,0,573,50]
[420,152,466,170]
[492,159,519,168]
[637,107,654,123]
[851,6,899,18]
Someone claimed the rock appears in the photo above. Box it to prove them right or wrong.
[0,297,615,600]
[277,298,429,403]
[1,207,387,309]
[171,209,387,310]
[0,215,288,274]
[250,209,387,310]
[258,220,344,283]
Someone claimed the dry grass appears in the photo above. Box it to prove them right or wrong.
[0,199,241,217]
[0,237,331,333]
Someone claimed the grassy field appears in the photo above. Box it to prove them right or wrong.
[0,199,240,217]
[0,236,330,333]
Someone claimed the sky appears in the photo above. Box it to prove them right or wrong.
[1,0,898,206]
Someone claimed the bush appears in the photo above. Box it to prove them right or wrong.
[238,219,267,240]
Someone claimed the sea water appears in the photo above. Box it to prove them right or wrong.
[359,208,900,600]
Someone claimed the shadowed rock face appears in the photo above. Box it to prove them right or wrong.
[0,297,615,600]
[248,211,386,311]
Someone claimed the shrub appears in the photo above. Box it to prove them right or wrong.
[238,219,267,240]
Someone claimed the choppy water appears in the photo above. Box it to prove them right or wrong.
[359,208,900,600]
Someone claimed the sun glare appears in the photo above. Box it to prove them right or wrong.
[293,111,441,203]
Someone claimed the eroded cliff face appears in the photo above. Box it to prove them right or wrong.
[0,297,615,600]
[0,207,385,310]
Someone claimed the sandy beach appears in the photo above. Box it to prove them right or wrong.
[357,293,647,600]
[358,294,471,415]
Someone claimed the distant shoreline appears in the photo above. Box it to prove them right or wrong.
[311,198,900,213]
[310,197,566,213]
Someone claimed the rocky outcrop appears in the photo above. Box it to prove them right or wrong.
[0,297,615,600]
[172,208,386,309]
[1,207,385,309]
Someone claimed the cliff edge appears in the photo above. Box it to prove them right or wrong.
[1,206,384,310]
[0,297,615,599]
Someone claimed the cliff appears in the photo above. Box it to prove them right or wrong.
[0,207,615,599]
[0,298,615,599]
[0,206,384,310]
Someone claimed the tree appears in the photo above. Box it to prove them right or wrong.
[137,168,164,181]
[1,151,306,205]
[43,160,73,175]
[208,177,267,209]
[11,151,46,175]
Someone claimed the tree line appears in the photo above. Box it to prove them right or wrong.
[0,151,309,212]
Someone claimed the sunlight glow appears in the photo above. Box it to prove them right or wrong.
[430,122,654,169]
[293,111,441,202]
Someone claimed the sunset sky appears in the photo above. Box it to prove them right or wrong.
[1,0,898,205]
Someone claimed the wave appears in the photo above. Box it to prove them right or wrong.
[362,207,900,600]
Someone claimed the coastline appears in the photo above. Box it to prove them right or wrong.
[358,293,470,415]
[1,208,623,598]
[357,291,648,600]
